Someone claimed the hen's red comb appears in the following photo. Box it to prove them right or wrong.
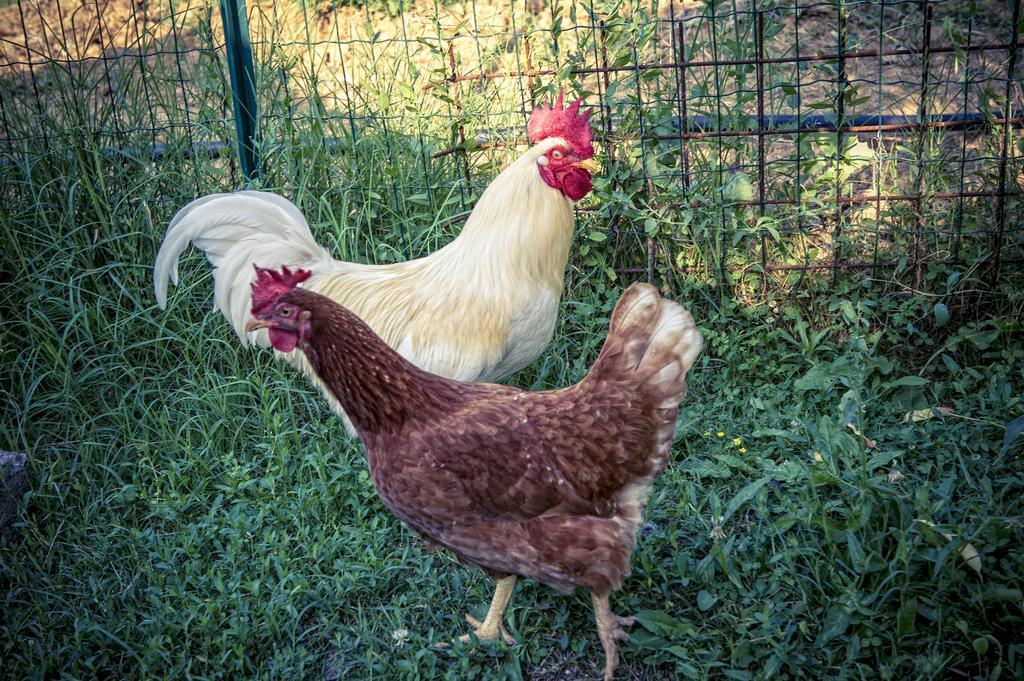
[527,89,594,159]
[250,264,312,315]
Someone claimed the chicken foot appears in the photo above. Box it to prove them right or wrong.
[434,574,517,647]
[459,575,517,644]
[591,591,635,681]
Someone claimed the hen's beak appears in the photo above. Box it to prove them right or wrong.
[245,318,271,333]
[574,157,600,174]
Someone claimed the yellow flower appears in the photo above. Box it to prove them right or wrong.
[732,438,742,446]
[739,447,747,454]
[812,451,823,462]
[703,431,710,437]
[716,431,725,438]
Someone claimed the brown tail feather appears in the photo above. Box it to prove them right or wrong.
[589,283,702,398]
[586,283,703,474]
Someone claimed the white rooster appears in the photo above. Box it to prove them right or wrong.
[154,92,599,432]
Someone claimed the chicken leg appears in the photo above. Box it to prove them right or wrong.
[591,591,635,681]
[459,575,517,645]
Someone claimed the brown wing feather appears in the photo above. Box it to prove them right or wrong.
[364,378,666,593]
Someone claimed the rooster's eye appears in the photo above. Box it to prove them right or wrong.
[551,149,564,160]
[279,306,292,317]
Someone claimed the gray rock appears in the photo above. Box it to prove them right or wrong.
[0,451,28,534]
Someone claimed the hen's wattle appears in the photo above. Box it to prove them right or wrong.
[268,327,299,352]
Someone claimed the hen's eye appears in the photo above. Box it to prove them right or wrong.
[279,306,292,317]
[551,149,564,160]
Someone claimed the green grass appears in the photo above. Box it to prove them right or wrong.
[2,176,1023,678]
[2,0,1024,677]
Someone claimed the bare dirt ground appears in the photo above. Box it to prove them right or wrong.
[2,0,1019,275]
[2,0,1017,120]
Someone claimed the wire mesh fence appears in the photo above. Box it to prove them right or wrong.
[1,0,1021,295]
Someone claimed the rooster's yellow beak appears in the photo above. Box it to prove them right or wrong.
[245,318,271,333]
[574,157,600,174]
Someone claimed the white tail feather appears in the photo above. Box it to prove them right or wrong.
[153,191,335,342]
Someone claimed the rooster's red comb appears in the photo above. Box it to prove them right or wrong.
[527,89,594,159]
[250,264,312,315]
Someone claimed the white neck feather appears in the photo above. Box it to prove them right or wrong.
[434,138,575,292]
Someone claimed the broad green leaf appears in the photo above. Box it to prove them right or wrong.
[675,660,700,679]
[723,477,769,520]
[847,532,865,566]
[980,587,1023,602]
[966,329,999,350]
[633,610,695,638]
[762,654,783,677]
[751,428,797,440]
[887,376,930,389]
[1001,414,1024,456]
[772,516,799,533]
[815,605,850,646]
[723,172,753,202]
[839,300,858,325]
[795,364,835,392]
[867,451,897,468]
[629,629,669,649]
[897,596,917,637]
[941,353,961,372]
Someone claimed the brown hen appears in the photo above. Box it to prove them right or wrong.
[245,266,703,680]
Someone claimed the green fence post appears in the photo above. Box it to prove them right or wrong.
[219,0,260,182]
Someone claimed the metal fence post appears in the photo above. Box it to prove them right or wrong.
[219,0,260,182]
[992,0,1022,282]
